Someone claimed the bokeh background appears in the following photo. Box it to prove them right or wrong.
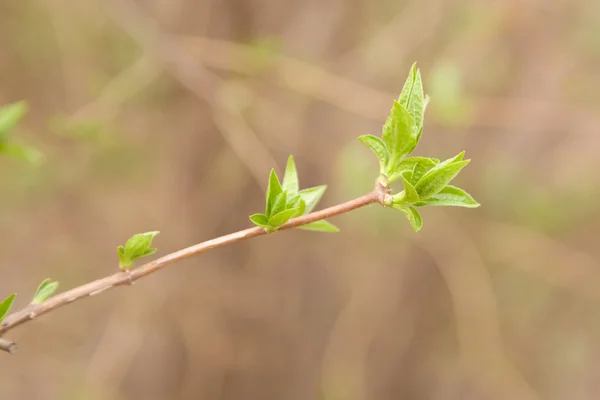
[1,0,599,399]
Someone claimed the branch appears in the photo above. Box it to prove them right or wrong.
[0,185,388,348]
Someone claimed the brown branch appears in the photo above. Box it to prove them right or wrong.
[0,185,388,350]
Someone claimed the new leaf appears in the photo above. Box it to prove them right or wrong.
[0,294,16,324]
[0,101,27,139]
[31,278,59,305]
[118,231,160,270]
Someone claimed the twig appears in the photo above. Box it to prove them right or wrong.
[107,0,278,187]
[0,185,388,350]
[0,338,17,354]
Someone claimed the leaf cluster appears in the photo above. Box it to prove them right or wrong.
[249,156,338,232]
[359,63,479,231]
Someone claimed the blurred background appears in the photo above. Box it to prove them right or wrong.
[1,0,599,398]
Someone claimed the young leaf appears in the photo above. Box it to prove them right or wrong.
[0,141,43,165]
[265,169,283,216]
[411,163,427,186]
[0,294,16,324]
[401,169,413,183]
[357,134,389,173]
[381,101,417,164]
[299,185,327,214]
[31,278,59,305]
[393,175,419,204]
[391,204,423,232]
[268,207,301,228]
[387,156,439,183]
[398,63,426,130]
[414,159,470,199]
[282,155,299,193]
[118,231,160,270]
[437,151,465,167]
[414,185,480,208]
[298,220,340,232]
[270,191,288,217]
[249,213,270,228]
[288,197,306,218]
[0,101,27,138]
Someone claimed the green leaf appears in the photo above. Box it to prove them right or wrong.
[414,158,470,199]
[401,169,413,183]
[118,231,160,270]
[398,63,426,130]
[287,195,306,218]
[31,278,59,305]
[357,134,389,173]
[282,155,300,194]
[0,141,43,165]
[0,101,27,138]
[0,294,16,324]
[437,151,465,167]
[141,248,158,257]
[391,204,423,232]
[299,185,327,214]
[270,191,288,217]
[268,207,301,228]
[298,220,340,232]
[249,213,270,228]
[381,101,417,165]
[393,175,419,203]
[411,163,427,186]
[387,156,439,183]
[414,185,480,208]
[265,169,283,216]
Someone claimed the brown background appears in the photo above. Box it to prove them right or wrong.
[1,0,599,399]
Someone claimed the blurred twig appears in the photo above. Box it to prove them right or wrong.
[0,185,388,350]
[418,212,539,400]
[106,0,277,186]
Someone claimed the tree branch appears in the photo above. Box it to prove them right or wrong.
[0,185,388,350]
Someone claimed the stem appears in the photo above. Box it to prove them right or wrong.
[0,187,387,347]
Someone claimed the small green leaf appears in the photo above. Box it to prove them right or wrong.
[298,220,340,232]
[299,185,327,214]
[287,196,306,218]
[118,231,160,269]
[414,185,480,208]
[391,204,423,232]
[0,294,16,324]
[411,163,427,185]
[381,101,417,165]
[437,151,465,167]
[270,191,288,217]
[265,169,283,216]
[282,155,300,194]
[0,141,43,165]
[268,207,301,228]
[117,246,126,266]
[249,213,270,228]
[414,159,470,199]
[0,101,27,138]
[398,63,426,130]
[387,156,439,183]
[393,175,419,203]
[141,248,158,257]
[31,278,59,305]
[357,134,389,173]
